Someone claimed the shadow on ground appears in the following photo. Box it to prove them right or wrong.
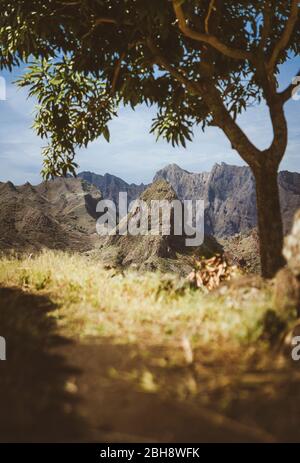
[58,341,277,443]
[0,287,85,442]
[1,286,296,443]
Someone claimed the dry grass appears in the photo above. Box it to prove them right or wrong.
[0,250,282,349]
[1,250,300,442]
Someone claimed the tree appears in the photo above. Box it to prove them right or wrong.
[0,0,299,278]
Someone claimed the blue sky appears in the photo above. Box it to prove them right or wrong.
[0,57,299,186]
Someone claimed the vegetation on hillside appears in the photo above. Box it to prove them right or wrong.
[1,251,299,442]
[0,251,289,345]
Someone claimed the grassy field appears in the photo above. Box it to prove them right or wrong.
[0,250,283,346]
[0,251,299,442]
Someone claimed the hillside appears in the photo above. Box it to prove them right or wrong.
[154,163,300,237]
[1,250,299,442]
[94,179,222,273]
[78,171,147,205]
[77,163,300,239]
[0,177,102,252]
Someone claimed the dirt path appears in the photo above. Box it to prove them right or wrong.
[57,341,277,443]
[0,286,275,443]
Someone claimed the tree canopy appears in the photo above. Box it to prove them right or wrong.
[0,0,299,277]
[0,0,298,177]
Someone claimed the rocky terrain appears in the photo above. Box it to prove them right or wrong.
[0,177,101,252]
[78,171,146,206]
[94,179,222,273]
[78,163,300,238]
[0,163,299,273]
[221,229,261,274]
[154,163,300,236]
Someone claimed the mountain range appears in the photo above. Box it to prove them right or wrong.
[78,171,146,205]
[81,162,300,237]
[0,162,299,256]
[0,177,101,252]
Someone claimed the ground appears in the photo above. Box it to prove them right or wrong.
[0,251,299,443]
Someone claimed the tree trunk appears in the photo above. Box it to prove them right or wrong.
[253,164,286,278]
[197,80,288,278]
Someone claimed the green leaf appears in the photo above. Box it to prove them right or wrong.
[102,126,110,143]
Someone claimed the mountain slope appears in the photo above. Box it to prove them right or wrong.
[1,163,299,257]
[0,178,102,252]
[95,179,222,273]
[154,162,300,237]
[78,171,147,205]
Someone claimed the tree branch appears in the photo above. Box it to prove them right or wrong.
[267,0,299,72]
[146,38,260,168]
[279,69,300,103]
[172,0,252,61]
[259,0,273,50]
[265,97,288,164]
[205,0,216,34]
[109,52,126,95]
[146,38,200,94]
[254,61,288,164]
[82,16,133,41]
[94,18,118,26]
[198,81,262,168]
[57,1,81,5]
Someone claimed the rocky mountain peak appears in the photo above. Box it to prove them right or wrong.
[0,181,18,193]
[154,163,300,237]
[140,179,177,203]
[0,177,103,252]
[78,171,147,205]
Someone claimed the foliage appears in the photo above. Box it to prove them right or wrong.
[17,58,116,178]
[0,0,299,177]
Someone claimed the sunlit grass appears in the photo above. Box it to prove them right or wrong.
[0,250,280,349]
[1,250,299,441]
